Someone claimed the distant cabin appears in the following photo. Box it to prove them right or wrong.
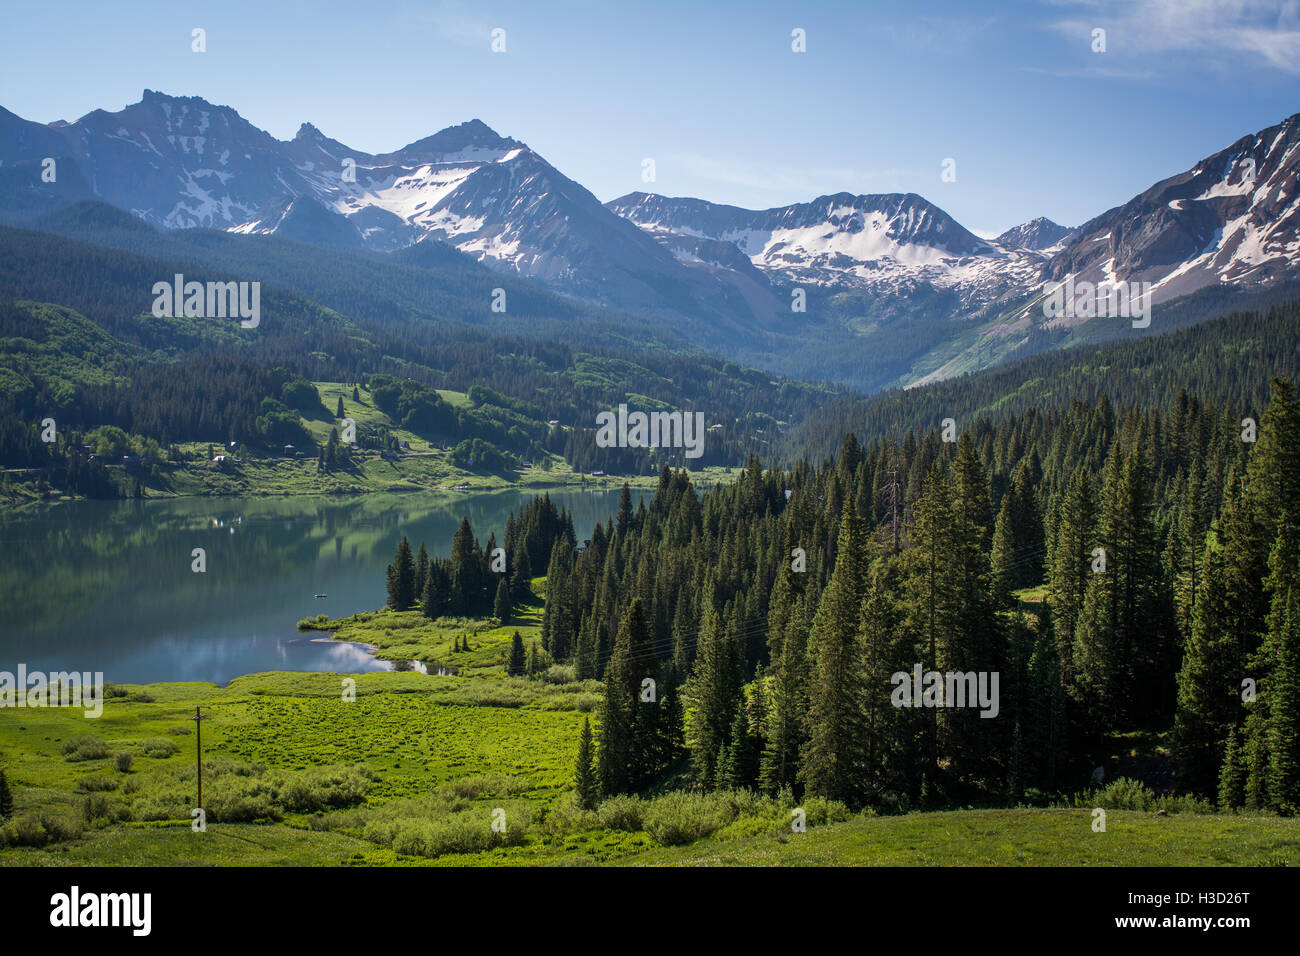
[398,440,411,449]
[521,460,533,468]
[547,420,560,427]
[212,455,227,463]
[283,445,296,455]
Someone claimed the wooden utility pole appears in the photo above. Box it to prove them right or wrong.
[190,706,208,816]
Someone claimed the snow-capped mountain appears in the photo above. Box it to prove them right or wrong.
[0,91,734,321]
[605,190,1050,317]
[995,217,1071,251]
[1043,112,1300,309]
[4,90,1300,391]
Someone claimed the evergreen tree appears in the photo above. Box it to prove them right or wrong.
[575,717,599,810]
[719,704,760,790]
[507,631,526,677]
[1218,726,1246,809]
[991,493,1018,607]
[509,547,533,601]
[1172,547,1239,795]
[336,396,345,419]
[1258,512,1300,811]
[388,536,416,610]
[616,482,634,536]
[415,542,430,602]
[0,768,12,821]
[1049,470,1097,685]
[421,562,451,619]
[690,600,742,789]
[598,600,654,795]
[760,596,811,795]
[1265,583,1300,812]
[494,577,511,624]
[801,494,870,806]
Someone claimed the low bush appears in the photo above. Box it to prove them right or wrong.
[62,736,110,762]
[141,738,179,758]
[1075,777,1215,814]
[643,792,733,845]
[77,773,119,792]
[596,794,645,832]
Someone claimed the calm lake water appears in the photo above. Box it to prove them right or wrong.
[0,488,641,685]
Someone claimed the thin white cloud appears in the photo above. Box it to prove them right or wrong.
[1047,0,1300,74]
[402,1,493,49]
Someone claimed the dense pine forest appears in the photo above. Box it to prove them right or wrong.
[389,377,1300,812]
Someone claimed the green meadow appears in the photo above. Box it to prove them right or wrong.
[4,631,1299,866]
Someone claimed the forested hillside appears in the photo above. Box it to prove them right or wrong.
[784,299,1300,463]
[0,221,838,496]
[394,377,1300,811]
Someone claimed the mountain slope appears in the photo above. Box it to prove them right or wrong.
[5,93,1300,395]
[605,190,1048,311]
[995,217,1070,251]
[0,92,760,334]
[1043,112,1300,311]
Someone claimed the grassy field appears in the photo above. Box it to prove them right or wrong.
[4,655,1299,867]
[4,571,1297,868]
[297,579,549,670]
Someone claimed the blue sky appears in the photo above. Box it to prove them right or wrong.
[2,0,1298,236]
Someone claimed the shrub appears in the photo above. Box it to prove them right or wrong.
[1077,777,1215,815]
[0,807,84,847]
[643,792,733,846]
[542,792,599,837]
[596,794,645,832]
[78,773,119,792]
[274,767,372,812]
[436,774,527,801]
[81,793,131,825]
[140,738,179,758]
[381,812,528,859]
[62,736,110,762]
[115,752,133,773]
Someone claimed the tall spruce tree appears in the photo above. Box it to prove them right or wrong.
[507,631,526,677]
[388,536,416,610]
[801,493,870,806]
[575,717,600,810]
[0,768,12,821]
[690,600,742,789]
